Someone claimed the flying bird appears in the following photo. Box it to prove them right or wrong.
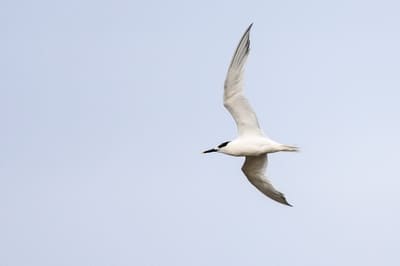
[203,24,298,206]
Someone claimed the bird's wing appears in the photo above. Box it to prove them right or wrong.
[242,155,292,206]
[224,23,263,137]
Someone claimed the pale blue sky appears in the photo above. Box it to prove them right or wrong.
[1,0,400,265]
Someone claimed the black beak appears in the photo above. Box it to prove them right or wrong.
[203,148,217,153]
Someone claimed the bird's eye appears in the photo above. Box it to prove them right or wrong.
[218,141,230,148]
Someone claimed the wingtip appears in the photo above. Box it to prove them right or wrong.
[280,193,293,207]
[281,198,293,207]
[246,23,253,32]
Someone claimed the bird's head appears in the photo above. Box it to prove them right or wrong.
[202,141,231,154]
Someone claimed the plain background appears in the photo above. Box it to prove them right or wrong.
[1,0,400,265]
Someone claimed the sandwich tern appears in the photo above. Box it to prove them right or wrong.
[203,24,298,206]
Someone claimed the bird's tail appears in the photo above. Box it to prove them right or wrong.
[280,144,299,152]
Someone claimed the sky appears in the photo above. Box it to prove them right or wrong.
[1,0,400,265]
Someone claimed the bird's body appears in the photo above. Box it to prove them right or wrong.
[203,24,298,206]
[218,137,296,157]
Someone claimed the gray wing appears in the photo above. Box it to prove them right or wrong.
[242,155,292,206]
[223,23,264,137]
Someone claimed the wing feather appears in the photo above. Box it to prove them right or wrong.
[242,155,292,206]
[224,23,263,136]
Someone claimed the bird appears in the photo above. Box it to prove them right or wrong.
[203,23,298,206]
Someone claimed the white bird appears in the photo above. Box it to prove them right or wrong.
[203,24,298,206]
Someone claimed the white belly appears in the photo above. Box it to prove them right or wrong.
[221,137,282,156]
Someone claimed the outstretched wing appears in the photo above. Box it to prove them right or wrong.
[224,23,263,137]
[242,155,292,206]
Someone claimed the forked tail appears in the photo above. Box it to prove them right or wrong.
[280,144,299,152]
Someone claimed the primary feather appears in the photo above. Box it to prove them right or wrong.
[242,155,292,206]
[223,23,263,137]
